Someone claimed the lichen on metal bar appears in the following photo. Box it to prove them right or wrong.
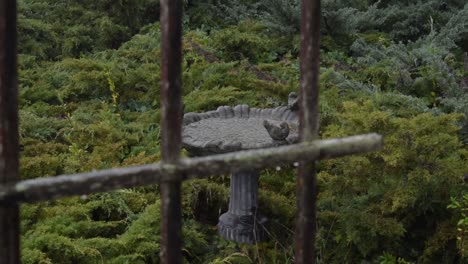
[0,134,383,204]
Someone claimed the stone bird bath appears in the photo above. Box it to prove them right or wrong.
[182,94,299,243]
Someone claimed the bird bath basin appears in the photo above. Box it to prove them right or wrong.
[182,94,299,243]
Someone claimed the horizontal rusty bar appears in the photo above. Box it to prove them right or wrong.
[0,134,383,204]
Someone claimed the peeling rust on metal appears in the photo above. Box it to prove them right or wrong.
[160,0,183,262]
[296,0,321,263]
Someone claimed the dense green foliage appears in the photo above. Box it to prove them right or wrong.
[17,0,468,263]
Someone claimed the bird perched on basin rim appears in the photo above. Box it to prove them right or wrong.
[263,120,290,141]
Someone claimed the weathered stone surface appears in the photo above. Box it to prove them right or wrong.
[182,104,299,156]
[182,101,300,244]
[218,169,267,243]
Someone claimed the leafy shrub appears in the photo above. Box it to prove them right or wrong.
[210,21,287,63]
[16,1,468,263]
[448,194,468,259]
[318,100,467,262]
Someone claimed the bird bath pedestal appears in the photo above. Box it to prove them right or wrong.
[182,95,299,243]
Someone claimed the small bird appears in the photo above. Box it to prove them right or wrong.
[288,92,299,111]
[263,120,290,141]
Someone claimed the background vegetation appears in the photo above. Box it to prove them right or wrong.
[17,0,468,263]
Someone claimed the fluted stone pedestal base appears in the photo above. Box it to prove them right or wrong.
[218,169,268,243]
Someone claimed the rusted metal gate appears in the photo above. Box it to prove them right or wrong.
[0,0,382,263]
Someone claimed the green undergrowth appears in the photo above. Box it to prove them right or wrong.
[17,0,468,263]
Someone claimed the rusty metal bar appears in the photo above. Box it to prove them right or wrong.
[0,0,20,263]
[0,134,383,204]
[296,0,321,263]
[160,0,183,263]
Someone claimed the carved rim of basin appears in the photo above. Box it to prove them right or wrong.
[182,104,299,156]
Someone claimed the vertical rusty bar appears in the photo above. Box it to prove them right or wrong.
[159,0,183,263]
[0,0,20,263]
[295,0,321,263]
